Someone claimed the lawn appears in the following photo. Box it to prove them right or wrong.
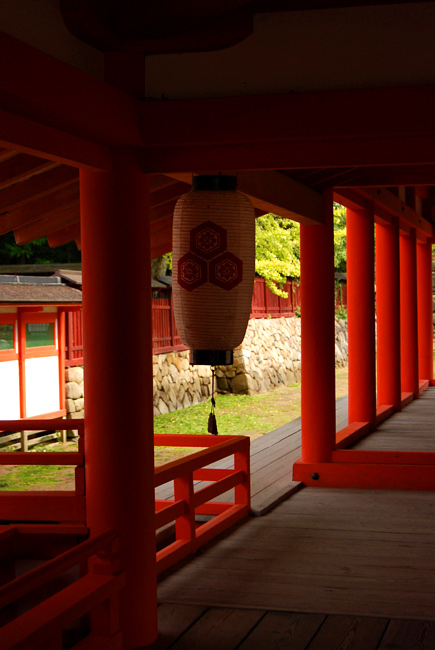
[0,366,349,489]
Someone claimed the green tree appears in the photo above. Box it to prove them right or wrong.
[255,203,347,296]
[0,233,81,265]
[255,213,300,298]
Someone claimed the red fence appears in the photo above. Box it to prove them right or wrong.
[65,279,347,364]
[250,278,299,318]
[65,311,84,367]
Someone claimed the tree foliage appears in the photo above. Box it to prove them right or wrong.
[255,203,347,296]
[255,213,300,297]
[0,233,81,265]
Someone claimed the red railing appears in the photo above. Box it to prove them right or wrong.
[65,310,84,367]
[0,421,250,644]
[152,294,186,354]
[0,528,124,649]
[0,419,85,524]
[154,433,250,574]
[64,279,347,363]
[250,277,296,318]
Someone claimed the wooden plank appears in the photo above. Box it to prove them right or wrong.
[378,619,435,649]
[0,573,124,650]
[167,607,265,650]
[0,493,85,523]
[158,487,435,621]
[157,604,208,650]
[239,612,325,649]
[306,615,387,650]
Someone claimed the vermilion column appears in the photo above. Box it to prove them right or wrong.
[400,227,419,398]
[417,240,434,383]
[347,205,376,427]
[376,218,401,410]
[80,150,157,649]
[300,189,336,463]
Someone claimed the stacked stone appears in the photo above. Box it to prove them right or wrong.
[335,319,349,368]
[216,317,348,395]
[65,317,349,415]
[153,351,212,416]
[65,366,84,419]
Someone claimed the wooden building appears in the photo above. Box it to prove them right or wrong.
[0,1,434,648]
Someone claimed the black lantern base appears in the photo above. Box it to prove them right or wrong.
[190,349,234,366]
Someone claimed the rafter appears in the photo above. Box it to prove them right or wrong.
[0,184,79,236]
[150,199,178,223]
[335,188,433,240]
[0,108,112,172]
[150,181,189,208]
[47,223,81,248]
[0,154,58,191]
[337,165,435,188]
[0,165,78,212]
[14,205,80,245]
[163,171,323,224]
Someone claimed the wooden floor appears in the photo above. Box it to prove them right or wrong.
[157,389,435,649]
[355,386,435,451]
[157,604,435,649]
[156,395,349,516]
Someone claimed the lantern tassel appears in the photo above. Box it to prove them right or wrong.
[208,368,219,435]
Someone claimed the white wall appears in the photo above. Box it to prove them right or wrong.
[25,356,60,417]
[0,360,20,419]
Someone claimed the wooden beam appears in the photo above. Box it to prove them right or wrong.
[151,215,173,236]
[335,188,433,239]
[47,223,81,248]
[0,31,142,148]
[0,154,57,191]
[149,174,184,192]
[163,171,323,224]
[0,108,112,171]
[0,184,79,236]
[150,181,189,208]
[150,199,178,223]
[141,86,435,150]
[0,166,78,212]
[141,134,435,174]
[14,205,80,245]
[237,171,323,224]
[337,165,435,187]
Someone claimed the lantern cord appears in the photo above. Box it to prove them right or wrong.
[208,366,219,435]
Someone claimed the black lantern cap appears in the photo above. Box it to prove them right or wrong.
[192,175,237,192]
[190,349,234,366]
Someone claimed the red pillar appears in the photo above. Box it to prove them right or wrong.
[376,218,401,410]
[347,205,376,427]
[80,150,157,649]
[417,240,434,383]
[400,227,419,398]
[300,189,336,463]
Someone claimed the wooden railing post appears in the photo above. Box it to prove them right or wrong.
[234,445,250,508]
[174,473,196,552]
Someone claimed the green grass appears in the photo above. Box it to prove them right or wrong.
[154,389,301,438]
[0,465,74,490]
[0,367,350,485]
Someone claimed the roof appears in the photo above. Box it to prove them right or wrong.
[0,275,82,304]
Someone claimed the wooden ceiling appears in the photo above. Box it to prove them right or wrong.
[0,146,433,258]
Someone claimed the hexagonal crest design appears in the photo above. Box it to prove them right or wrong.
[178,252,207,291]
[190,220,227,261]
[209,252,243,291]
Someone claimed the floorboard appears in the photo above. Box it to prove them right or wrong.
[158,487,435,621]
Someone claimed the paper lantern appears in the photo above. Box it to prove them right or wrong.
[173,175,255,365]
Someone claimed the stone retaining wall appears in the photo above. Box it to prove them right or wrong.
[216,316,348,395]
[65,366,85,420]
[65,317,348,416]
